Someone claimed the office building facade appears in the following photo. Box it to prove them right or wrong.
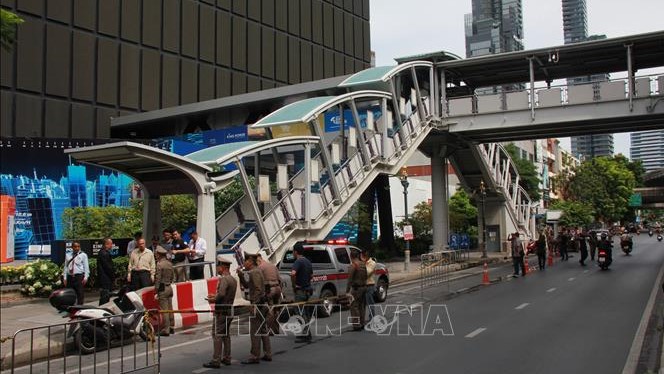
[464,0,524,58]
[630,130,664,172]
[562,0,614,158]
[0,0,372,140]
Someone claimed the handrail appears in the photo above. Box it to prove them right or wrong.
[225,226,256,254]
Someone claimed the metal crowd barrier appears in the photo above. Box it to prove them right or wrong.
[172,261,215,280]
[419,249,471,298]
[3,310,161,374]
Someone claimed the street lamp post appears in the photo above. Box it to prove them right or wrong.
[400,170,410,271]
[480,180,487,259]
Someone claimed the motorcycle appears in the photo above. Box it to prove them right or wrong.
[621,236,633,255]
[649,230,654,237]
[658,235,663,242]
[49,287,150,354]
[597,249,611,270]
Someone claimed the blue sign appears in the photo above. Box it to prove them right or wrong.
[460,234,470,248]
[449,234,459,250]
[324,108,382,133]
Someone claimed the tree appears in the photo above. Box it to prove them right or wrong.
[160,195,197,232]
[549,200,594,228]
[567,156,636,223]
[449,189,478,234]
[1,9,23,51]
[62,203,142,239]
[504,143,542,202]
[214,178,246,216]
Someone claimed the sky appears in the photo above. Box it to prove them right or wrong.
[369,0,664,157]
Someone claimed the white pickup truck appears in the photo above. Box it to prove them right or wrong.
[277,241,389,317]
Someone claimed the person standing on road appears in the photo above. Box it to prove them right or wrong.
[170,230,188,282]
[362,250,377,319]
[589,231,598,261]
[97,238,115,305]
[257,255,282,335]
[347,250,368,330]
[291,243,313,343]
[237,254,271,364]
[558,229,569,261]
[186,231,207,280]
[127,238,155,290]
[578,230,589,266]
[63,242,89,305]
[154,246,175,336]
[510,232,525,277]
[204,258,237,368]
[535,232,548,270]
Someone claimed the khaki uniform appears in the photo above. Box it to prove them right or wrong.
[212,274,237,363]
[347,259,368,329]
[240,267,270,359]
[154,257,175,333]
[259,261,282,335]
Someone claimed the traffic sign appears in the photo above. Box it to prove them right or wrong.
[460,234,470,248]
[404,225,414,241]
[629,193,642,207]
[449,234,459,249]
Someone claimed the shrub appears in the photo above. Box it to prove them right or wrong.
[0,264,25,285]
[19,260,62,297]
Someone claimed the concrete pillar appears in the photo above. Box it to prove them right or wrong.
[196,192,217,267]
[431,151,449,251]
[142,192,161,248]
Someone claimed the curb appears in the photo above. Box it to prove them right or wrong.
[390,257,507,287]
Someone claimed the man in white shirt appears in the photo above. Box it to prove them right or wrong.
[186,231,207,280]
[126,231,142,255]
[63,242,90,305]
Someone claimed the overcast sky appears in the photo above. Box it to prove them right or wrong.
[370,0,663,157]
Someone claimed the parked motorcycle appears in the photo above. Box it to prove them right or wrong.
[49,288,150,354]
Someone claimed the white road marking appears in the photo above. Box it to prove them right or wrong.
[457,288,469,293]
[391,285,421,295]
[568,277,575,281]
[192,369,211,374]
[515,303,529,310]
[583,270,589,273]
[465,328,486,338]
[547,288,556,293]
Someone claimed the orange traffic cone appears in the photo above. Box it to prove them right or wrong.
[482,262,490,285]
[522,256,528,275]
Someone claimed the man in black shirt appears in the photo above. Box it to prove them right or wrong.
[98,238,115,305]
[170,230,188,282]
[290,243,313,343]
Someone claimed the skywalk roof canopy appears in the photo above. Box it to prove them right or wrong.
[251,90,392,128]
[438,30,664,89]
[338,61,434,91]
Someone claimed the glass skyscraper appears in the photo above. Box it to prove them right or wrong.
[465,0,524,58]
[563,0,614,159]
[630,131,664,172]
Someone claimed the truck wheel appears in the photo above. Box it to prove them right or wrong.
[317,289,335,318]
[374,278,388,303]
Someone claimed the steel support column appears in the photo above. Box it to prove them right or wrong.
[431,148,449,251]
[142,192,161,250]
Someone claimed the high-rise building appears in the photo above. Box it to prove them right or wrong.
[464,0,524,58]
[630,131,664,172]
[0,1,372,139]
[562,0,614,158]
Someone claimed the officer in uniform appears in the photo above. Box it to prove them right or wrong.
[154,246,175,336]
[237,253,271,364]
[347,250,368,331]
[257,255,282,335]
[203,258,237,368]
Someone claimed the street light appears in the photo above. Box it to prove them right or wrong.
[479,180,487,259]
[400,168,410,271]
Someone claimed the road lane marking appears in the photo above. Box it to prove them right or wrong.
[515,303,529,310]
[583,270,589,273]
[568,277,575,281]
[457,288,469,293]
[546,288,556,293]
[465,328,486,338]
[192,369,211,374]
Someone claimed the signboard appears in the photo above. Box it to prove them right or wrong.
[460,234,470,249]
[51,238,130,266]
[629,193,642,207]
[449,234,459,249]
[403,225,414,241]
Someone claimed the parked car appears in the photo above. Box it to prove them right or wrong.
[278,240,389,318]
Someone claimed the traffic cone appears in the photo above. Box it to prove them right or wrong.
[547,252,554,267]
[482,262,490,285]
[522,256,528,275]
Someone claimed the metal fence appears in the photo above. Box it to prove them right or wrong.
[2,310,161,374]
[419,249,471,298]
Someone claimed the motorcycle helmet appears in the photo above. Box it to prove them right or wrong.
[49,288,77,311]
[600,232,608,239]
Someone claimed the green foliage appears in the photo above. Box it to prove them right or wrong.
[449,189,478,234]
[567,156,636,223]
[396,201,432,237]
[62,202,142,239]
[613,154,645,188]
[342,202,373,234]
[85,256,129,289]
[549,200,595,228]
[1,9,23,51]
[18,260,62,297]
[160,195,197,231]
[504,143,542,202]
[214,178,246,216]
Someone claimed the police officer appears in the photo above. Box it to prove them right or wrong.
[291,243,313,342]
[203,258,236,368]
[257,255,282,335]
[237,254,271,364]
[154,246,175,336]
[347,250,368,331]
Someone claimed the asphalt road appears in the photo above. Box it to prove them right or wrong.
[6,236,664,374]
